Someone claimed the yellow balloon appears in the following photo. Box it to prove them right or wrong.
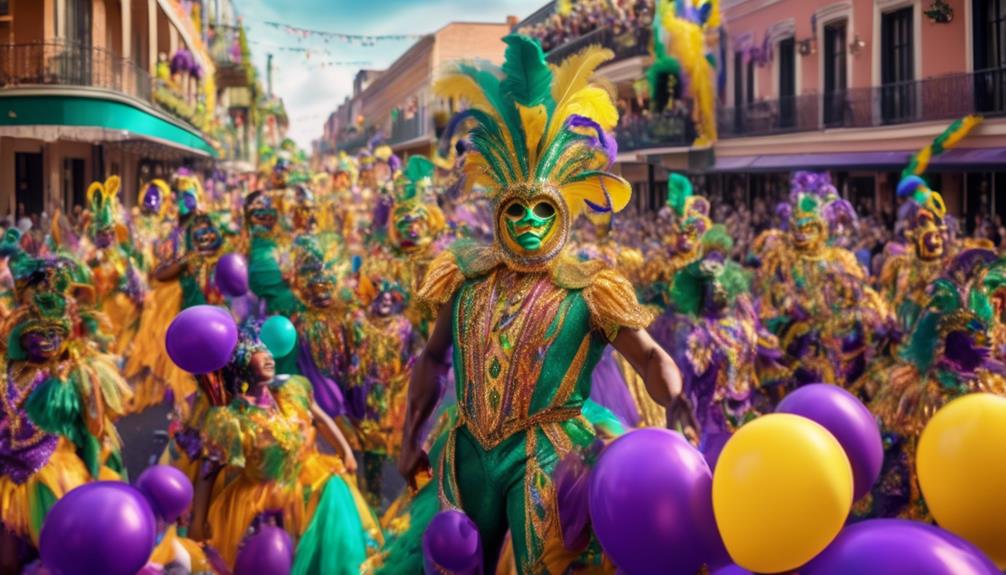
[712,413,853,573]
[917,393,1006,569]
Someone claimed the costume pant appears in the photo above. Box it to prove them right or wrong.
[440,419,603,575]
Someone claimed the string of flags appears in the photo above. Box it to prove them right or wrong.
[263,21,423,46]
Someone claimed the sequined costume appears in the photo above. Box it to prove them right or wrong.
[195,333,382,571]
[378,37,674,575]
[81,176,147,355]
[650,220,786,459]
[878,116,982,337]
[754,171,893,389]
[863,249,1006,520]
[127,175,226,413]
[0,241,130,549]
[348,276,420,506]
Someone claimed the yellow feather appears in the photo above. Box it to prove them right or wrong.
[555,85,619,131]
[550,45,615,113]
[103,175,121,199]
[433,74,496,119]
[518,104,548,168]
[463,153,497,191]
[915,146,933,175]
[86,182,103,207]
[943,114,983,149]
[545,46,615,146]
[560,172,632,216]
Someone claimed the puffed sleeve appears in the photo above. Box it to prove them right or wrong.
[581,267,655,341]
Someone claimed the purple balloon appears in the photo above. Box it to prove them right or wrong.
[215,253,249,297]
[423,510,483,575]
[803,519,999,575]
[135,465,193,524]
[166,305,238,374]
[39,482,156,575]
[234,526,293,575]
[589,428,726,575]
[776,383,883,500]
[711,565,754,575]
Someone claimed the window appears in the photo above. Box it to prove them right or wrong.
[823,20,848,126]
[973,0,1006,113]
[881,6,914,122]
[0,0,9,17]
[778,37,796,128]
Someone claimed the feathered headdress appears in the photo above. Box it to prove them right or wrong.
[87,176,122,233]
[434,34,630,269]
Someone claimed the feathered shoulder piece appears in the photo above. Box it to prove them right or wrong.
[434,35,630,218]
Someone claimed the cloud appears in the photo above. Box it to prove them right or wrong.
[235,0,544,149]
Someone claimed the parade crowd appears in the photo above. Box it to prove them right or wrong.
[1,31,1005,575]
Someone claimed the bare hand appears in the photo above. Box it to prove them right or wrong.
[343,449,358,475]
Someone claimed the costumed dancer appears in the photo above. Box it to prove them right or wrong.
[127,176,226,413]
[188,330,382,572]
[0,239,131,572]
[865,249,1006,520]
[878,115,983,336]
[379,36,681,574]
[347,274,421,508]
[649,222,786,460]
[754,171,893,389]
[81,176,147,355]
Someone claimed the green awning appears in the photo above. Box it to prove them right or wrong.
[0,94,218,157]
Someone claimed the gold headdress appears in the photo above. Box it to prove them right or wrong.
[434,35,630,271]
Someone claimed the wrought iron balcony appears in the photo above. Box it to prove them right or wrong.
[718,68,1006,139]
[0,41,152,102]
[0,40,219,132]
[545,28,650,65]
[616,109,696,152]
[387,113,429,147]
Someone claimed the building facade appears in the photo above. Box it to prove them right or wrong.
[0,0,247,217]
[324,20,515,160]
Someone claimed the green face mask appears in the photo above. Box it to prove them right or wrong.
[504,200,557,251]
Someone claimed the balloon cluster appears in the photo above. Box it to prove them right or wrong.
[587,385,1005,574]
[165,253,299,374]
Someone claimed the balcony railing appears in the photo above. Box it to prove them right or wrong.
[387,113,428,147]
[0,41,152,102]
[616,109,696,152]
[546,28,650,65]
[335,130,373,153]
[719,68,1006,139]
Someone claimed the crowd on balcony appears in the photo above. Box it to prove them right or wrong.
[518,0,653,53]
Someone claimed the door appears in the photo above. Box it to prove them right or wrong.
[63,157,86,212]
[823,21,848,126]
[778,37,796,129]
[974,0,1006,114]
[881,6,914,123]
[15,152,44,217]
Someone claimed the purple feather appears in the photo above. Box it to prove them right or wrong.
[566,114,617,167]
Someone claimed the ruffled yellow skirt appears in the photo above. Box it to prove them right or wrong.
[0,440,90,545]
[103,292,140,356]
[126,281,196,414]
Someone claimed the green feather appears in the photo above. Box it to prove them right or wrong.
[702,224,734,254]
[25,375,102,477]
[500,34,555,111]
[537,129,592,180]
[458,62,529,180]
[900,311,941,373]
[669,261,704,317]
[667,172,693,215]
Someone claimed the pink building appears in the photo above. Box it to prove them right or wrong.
[708,0,1006,229]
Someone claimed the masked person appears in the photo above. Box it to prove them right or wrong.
[378,37,681,574]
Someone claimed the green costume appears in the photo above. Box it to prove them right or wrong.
[377,35,650,574]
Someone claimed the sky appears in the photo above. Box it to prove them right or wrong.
[233,0,549,149]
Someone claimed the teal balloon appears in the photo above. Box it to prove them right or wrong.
[260,315,297,357]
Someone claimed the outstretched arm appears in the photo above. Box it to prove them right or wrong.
[397,302,453,487]
[610,327,682,407]
[311,402,358,474]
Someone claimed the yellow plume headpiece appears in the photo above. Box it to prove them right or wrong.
[433,35,630,219]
